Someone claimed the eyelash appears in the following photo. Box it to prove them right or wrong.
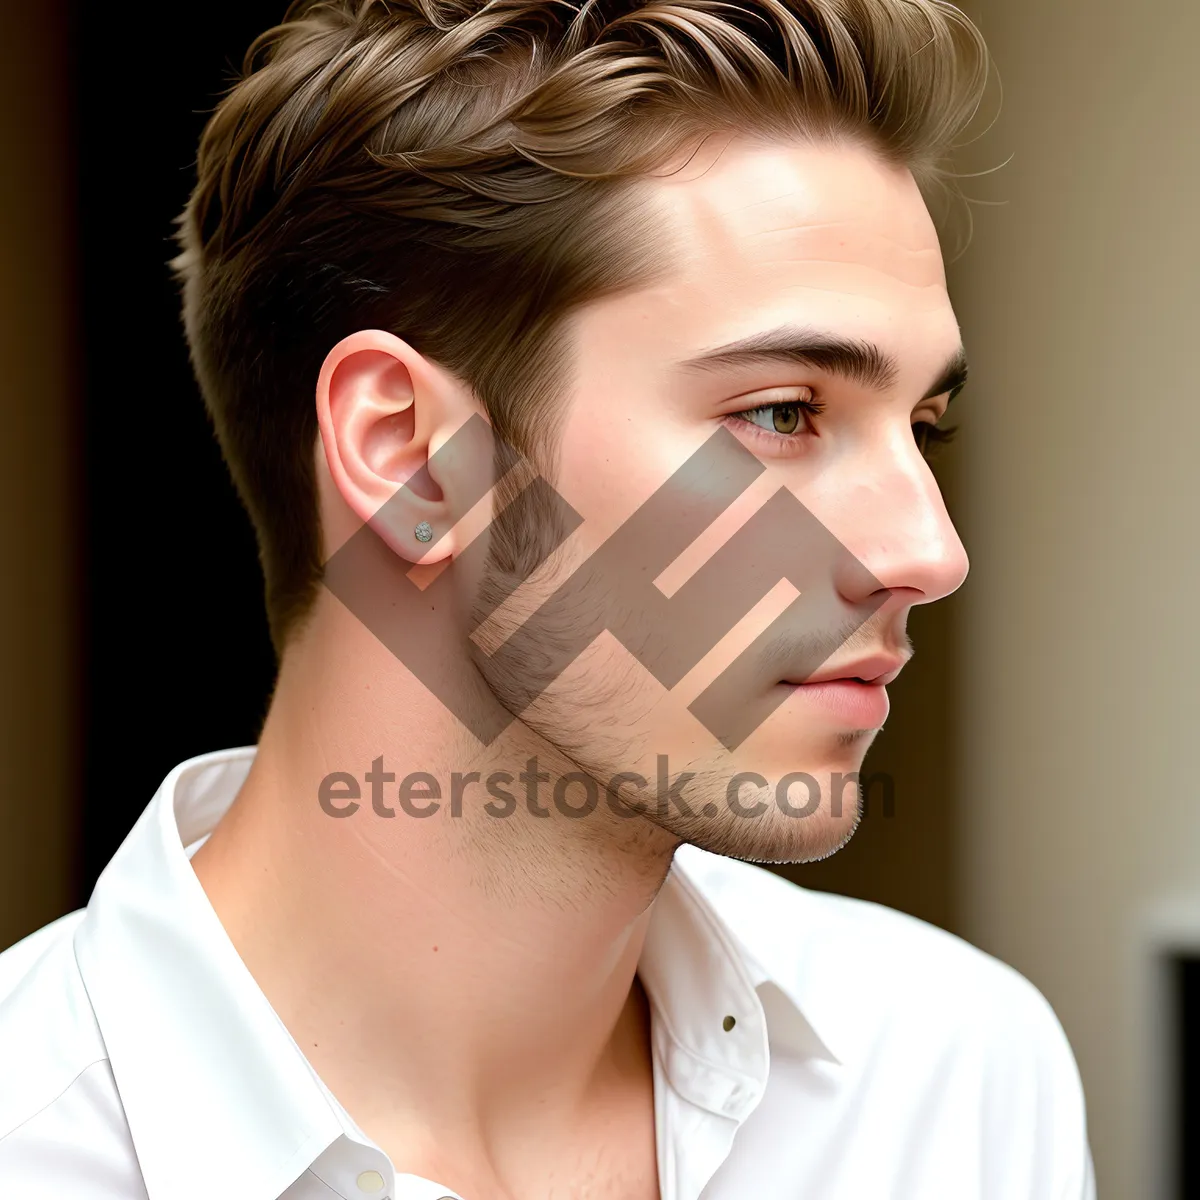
[726,390,959,461]
[912,420,958,461]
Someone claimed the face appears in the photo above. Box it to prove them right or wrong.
[471,134,969,864]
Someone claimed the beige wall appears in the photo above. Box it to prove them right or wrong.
[0,3,77,950]
[950,2,1200,1195]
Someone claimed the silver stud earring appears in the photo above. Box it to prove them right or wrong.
[414,520,433,544]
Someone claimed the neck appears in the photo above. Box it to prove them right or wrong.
[189,599,677,1177]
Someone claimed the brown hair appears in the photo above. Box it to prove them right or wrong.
[173,0,991,656]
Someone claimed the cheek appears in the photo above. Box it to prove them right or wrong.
[553,394,704,546]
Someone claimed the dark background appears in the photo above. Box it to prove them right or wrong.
[74,3,282,895]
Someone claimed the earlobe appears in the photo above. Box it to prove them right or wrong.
[315,329,458,565]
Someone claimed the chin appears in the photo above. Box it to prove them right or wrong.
[648,753,866,866]
[681,800,863,866]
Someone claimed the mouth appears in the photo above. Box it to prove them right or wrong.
[779,677,890,729]
[777,654,909,730]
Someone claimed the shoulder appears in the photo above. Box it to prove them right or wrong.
[0,909,103,1126]
[0,914,142,1195]
[673,847,1095,1197]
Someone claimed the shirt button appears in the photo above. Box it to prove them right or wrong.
[356,1170,386,1193]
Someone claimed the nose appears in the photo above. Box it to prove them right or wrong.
[830,427,969,609]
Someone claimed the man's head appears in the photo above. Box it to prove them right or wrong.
[176,0,988,862]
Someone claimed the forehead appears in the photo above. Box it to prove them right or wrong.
[579,135,957,377]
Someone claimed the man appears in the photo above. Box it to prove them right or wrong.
[0,0,1095,1197]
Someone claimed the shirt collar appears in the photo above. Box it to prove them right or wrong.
[74,747,343,1200]
[649,846,842,1074]
[668,843,847,1067]
[73,746,839,1200]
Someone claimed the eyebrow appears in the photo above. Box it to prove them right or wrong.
[677,325,969,403]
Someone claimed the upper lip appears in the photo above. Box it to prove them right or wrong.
[787,652,910,687]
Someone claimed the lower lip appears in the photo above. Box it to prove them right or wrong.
[783,680,890,729]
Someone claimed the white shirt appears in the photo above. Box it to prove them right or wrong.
[0,746,1095,1199]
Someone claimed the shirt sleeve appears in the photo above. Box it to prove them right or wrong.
[975,963,1096,1200]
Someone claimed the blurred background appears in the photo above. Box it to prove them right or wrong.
[1,1,1197,1196]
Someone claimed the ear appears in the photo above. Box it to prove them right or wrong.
[316,329,480,565]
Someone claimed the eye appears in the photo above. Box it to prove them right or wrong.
[729,388,824,438]
[913,419,958,461]
[745,404,803,434]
